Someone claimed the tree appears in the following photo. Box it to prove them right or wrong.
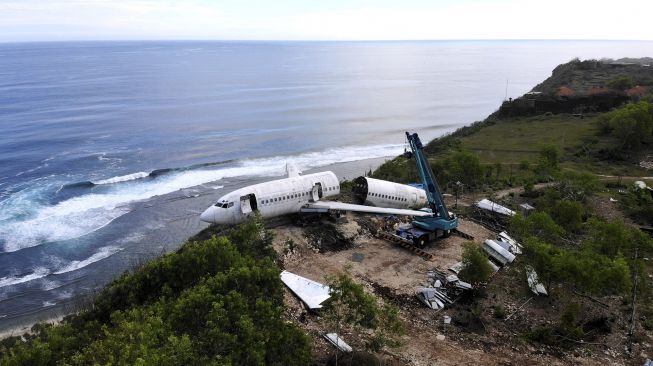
[322,271,404,353]
[538,144,560,171]
[510,212,566,244]
[600,101,653,152]
[458,242,493,285]
[444,150,485,187]
[607,75,635,91]
[548,200,584,232]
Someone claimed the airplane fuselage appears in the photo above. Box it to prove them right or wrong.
[201,171,340,225]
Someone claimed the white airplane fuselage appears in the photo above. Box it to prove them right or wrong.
[200,171,340,225]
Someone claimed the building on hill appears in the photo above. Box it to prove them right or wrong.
[626,85,646,100]
[555,86,574,99]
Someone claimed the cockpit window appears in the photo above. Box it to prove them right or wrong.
[214,201,234,209]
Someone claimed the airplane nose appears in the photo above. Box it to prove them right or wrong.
[200,207,215,223]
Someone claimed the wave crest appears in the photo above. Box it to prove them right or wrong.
[93,172,149,185]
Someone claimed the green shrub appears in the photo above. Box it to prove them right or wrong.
[0,217,312,366]
[458,242,493,285]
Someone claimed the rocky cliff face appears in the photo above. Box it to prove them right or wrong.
[499,58,653,117]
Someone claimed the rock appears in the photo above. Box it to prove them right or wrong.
[436,334,446,341]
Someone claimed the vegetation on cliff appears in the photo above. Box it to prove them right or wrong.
[0,216,312,366]
[371,60,653,351]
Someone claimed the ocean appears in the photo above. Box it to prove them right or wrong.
[0,40,651,331]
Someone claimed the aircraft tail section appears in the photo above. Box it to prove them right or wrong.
[286,163,301,178]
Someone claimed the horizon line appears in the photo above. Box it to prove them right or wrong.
[1,38,652,45]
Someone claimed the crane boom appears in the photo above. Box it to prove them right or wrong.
[404,131,458,233]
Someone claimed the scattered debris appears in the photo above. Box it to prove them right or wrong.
[443,315,452,324]
[498,231,522,254]
[639,155,653,170]
[519,203,535,216]
[280,270,331,310]
[634,180,648,189]
[448,261,464,274]
[324,333,353,353]
[525,265,548,296]
[436,334,446,341]
[417,270,472,310]
[417,287,447,310]
[475,198,516,217]
[483,239,516,266]
[487,260,500,272]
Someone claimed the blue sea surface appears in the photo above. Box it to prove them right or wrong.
[0,40,651,329]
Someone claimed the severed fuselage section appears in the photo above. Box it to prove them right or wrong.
[200,165,429,225]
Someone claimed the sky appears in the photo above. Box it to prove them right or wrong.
[1,0,652,42]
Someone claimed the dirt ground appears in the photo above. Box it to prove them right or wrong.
[271,212,650,366]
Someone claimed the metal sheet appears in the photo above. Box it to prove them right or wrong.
[483,239,516,265]
[280,270,331,310]
[476,198,515,216]
[324,333,353,353]
[525,265,548,296]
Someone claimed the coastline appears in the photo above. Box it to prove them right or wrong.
[0,155,392,338]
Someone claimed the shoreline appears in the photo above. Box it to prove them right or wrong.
[0,155,392,338]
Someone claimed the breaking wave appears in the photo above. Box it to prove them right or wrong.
[0,143,402,252]
[53,246,122,275]
[0,247,122,289]
[0,267,50,289]
[93,172,149,185]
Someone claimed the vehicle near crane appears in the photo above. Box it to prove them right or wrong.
[393,131,460,246]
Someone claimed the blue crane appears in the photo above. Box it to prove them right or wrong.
[399,131,458,245]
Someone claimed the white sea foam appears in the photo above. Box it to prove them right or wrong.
[0,143,402,252]
[53,246,122,275]
[0,195,130,252]
[93,171,149,185]
[0,267,50,288]
[42,301,56,307]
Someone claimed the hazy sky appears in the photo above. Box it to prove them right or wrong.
[1,0,652,42]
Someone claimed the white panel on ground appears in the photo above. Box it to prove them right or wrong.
[483,239,516,265]
[476,198,515,216]
[324,333,353,353]
[498,231,522,254]
[526,265,548,296]
[280,270,330,310]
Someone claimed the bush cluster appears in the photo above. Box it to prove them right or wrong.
[0,217,311,366]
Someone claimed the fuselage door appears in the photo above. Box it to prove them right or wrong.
[240,195,253,214]
[411,193,417,206]
[310,183,321,202]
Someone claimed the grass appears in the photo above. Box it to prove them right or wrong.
[458,114,599,165]
[435,113,651,179]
